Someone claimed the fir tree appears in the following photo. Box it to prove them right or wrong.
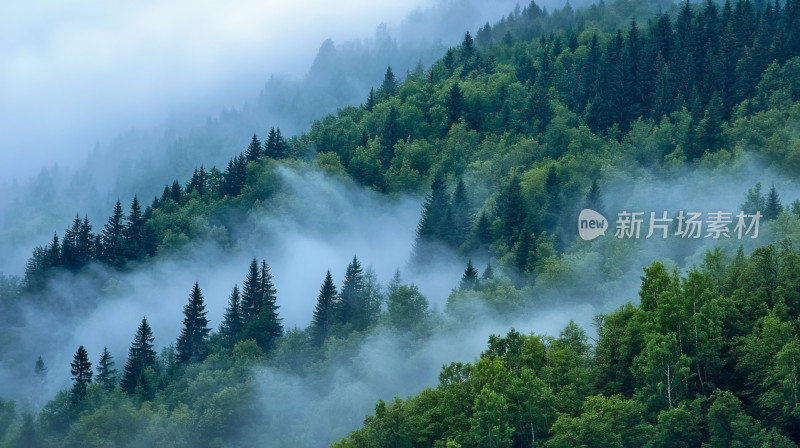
[381,66,398,98]
[482,262,495,281]
[311,270,337,346]
[446,82,465,125]
[176,283,211,363]
[412,172,453,264]
[100,200,127,267]
[365,88,376,112]
[585,179,605,213]
[335,256,365,330]
[121,317,156,393]
[765,184,784,220]
[125,196,145,261]
[460,260,480,291]
[245,133,262,162]
[450,178,473,247]
[240,260,282,352]
[70,346,92,396]
[170,180,183,204]
[34,356,47,378]
[241,258,262,318]
[220,285,244,346]
[95,346,118,391]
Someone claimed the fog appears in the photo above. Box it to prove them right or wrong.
[0,0,530,278]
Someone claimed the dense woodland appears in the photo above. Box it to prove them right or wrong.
[2,0,800,445]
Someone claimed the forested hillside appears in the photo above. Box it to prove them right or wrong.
[2,0,800,445]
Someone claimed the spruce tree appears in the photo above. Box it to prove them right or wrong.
[446,82,465,125]
[240,260,282,352]
[381,66,398,98]
[765,184,784,220]
[246,133,262,162]
[121,317,156,393]
[335,256,365,330]
[78,216,96,264]
[61,214,81,269]
[412,172,452,264]
[220,285,244,346]
[176,282,211,363]
[264,127,278,158]
[101,200,127,267]
[450,178,473,248]
[585,179,605,213]
[125,196,145,261]
[241,258,262,318]
[170,180,183,203]
[482,262,495,281]
[274,128,288,159]
[459,260,480,291]
[311,270,337,346]
[34,356,47,378]
[365,88,376,112]
[70,346,92,396]
[95,346,118,391]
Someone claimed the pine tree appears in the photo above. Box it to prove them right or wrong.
[365,88,376,112]
[176,282,211,363]
[241,258,262,319]
[274,128,288,159]
[497,174,526,240]
[311,271,337,346]
[446,82,465,125]
[482,262,495,281]
[220,285,244,346]
[121,317,156,393]
[95,346,118,391]
[101,200,127,266]
[240,260,282,352]
[412,172,453,264]
[765,184,784,220]
[460,260,480,291]
[78,216,96,264]
[264,127,278,158]
[70,346,92,396]
[170,180,183,204]
[335,256,365,330]
[245,133,262,162]
[585,179,605,213]
[450,178,473,248]
[125,196,145,261]
[61,214,80,269]
[34,356,47,378]
[381,66,398,98]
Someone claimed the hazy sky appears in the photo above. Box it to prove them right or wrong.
[0,0,435,180]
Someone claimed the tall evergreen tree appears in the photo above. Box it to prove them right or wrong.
[245,133,262,162]
[381,66,398,98]
[170,180,183,204]
[121,317,156,393]
[460,260,480,291]
[125,196,145,261]
[450,178,473,247]
[311,270,337,346]
[335,256,365,330]
[446,82,465,125]
[364,88,376,112]
[95,346,118,392]
[34,356,47,378]
[412,172,453,264]
[241,260,282,352]
[241,258,262,319]
[176,282,211,363]
[100,200,127,266]
[70,346,92,396]
[765,184,784,220]
[220,285,244,346]
[585,179,605,213]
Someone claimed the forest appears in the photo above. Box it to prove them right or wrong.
[1,0,800,445]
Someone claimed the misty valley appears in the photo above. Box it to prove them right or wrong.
[2,0,800,446]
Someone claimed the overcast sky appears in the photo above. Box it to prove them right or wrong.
[0,0,437,180]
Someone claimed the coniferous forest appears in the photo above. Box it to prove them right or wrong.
[2,0,800,446]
